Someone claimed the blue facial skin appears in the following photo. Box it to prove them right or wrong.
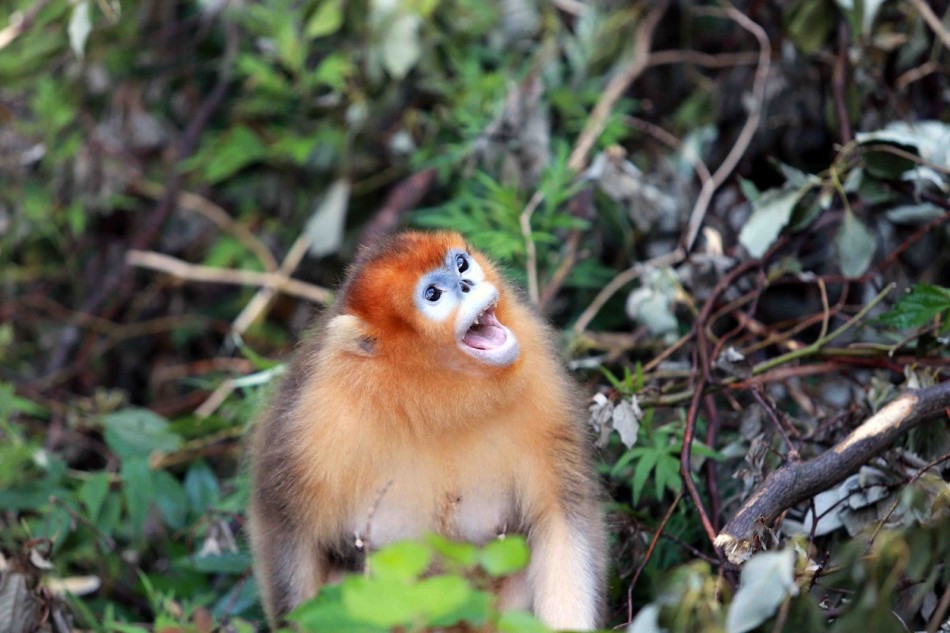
[413,249,480,317]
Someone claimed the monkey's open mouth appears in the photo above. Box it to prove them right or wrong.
[458,303,519,366]
[461,305,507,350]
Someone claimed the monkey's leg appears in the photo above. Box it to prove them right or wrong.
[527,509,605,631]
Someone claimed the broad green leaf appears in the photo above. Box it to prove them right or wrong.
[835,210,876,277]
[428,534,479,566]
[184,460,220,515]
[786,0,836,54]
[201,127,268,183]
[413,575,471,624]
[879,284,950,329]
[496,610,550,633]
[726,549,798,633]
[480,536,530,577]
[632,449,659,505]
[307,0,344,38]
[177,551,251,574]
[152,470,188,529]
[429,587,493,627]
[79,472,110,523]
[739,185,809,258]
[102,408,180,460]
[341,577,420,627]
[369,541,432,582]
[289,584,385,633]
[121,458,154,535]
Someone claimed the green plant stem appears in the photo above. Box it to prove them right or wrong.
[751,283,895,375]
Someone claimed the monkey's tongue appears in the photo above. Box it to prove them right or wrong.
[462,311,507,350]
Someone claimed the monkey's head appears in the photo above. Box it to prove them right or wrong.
[336,231,521,369]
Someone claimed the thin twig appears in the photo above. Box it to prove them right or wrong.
[519,191,546,304]
[521,2,669,305]
[648,49,760,69]
[572,248,685,334]
[910,0,950,49]
[683,4,772,251]
[625,491,683,626]
[132,181,277,273]
[751,284,895,375]
[865,450,950,553]
[832,22,852,145]
[567,1,669,172]
[126,250,333,305]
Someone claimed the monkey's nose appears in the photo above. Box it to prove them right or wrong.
[459,279,474,293]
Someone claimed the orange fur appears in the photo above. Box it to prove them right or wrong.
[248,231,605,630]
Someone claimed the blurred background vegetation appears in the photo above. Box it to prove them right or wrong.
[3,0,950,631]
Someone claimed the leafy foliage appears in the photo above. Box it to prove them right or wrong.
[3,0,950,631]
[288,536,537,633]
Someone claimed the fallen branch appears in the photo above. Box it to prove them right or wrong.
[126,250,332,305]
[715,380,950,564]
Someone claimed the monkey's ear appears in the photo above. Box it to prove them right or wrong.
[325,314,376,357]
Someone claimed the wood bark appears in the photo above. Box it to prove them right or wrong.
[716,380,950,564]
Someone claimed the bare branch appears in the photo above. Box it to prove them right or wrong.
[126,250,332,305]
[716,381,950,564]
[683,4,772,252]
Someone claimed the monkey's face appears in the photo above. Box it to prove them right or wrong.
[413,246,520,367]
[346,233,521,369]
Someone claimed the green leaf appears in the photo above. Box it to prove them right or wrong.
[879,284,950,329]
[835,210,876,277]
[341,577,420,627]
[121,458,154,535]
[496,610,550,633]
[79,472,110,523]
[479,537,530,577]
[413,575,471,624]
[184,460,220,515]
[369,541,432,582]
[306,0,344,38]
[429,587,493,627]
[102,408,180,460]
[428,534,479,566]
[199,127,268,184]
[632,449,659,506]
[289,585,386,633]
[176,551,251,574]
[152,470,188,529]
[785,0,836,54]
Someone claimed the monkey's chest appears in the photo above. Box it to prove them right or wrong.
[348,463,516,547]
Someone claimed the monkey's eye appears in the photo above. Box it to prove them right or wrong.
[456,255,469,273]
[424,285,442,302]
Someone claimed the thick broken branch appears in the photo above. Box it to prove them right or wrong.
[716,380,950,564]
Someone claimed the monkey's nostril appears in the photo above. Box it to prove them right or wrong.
[460,279,474,293]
